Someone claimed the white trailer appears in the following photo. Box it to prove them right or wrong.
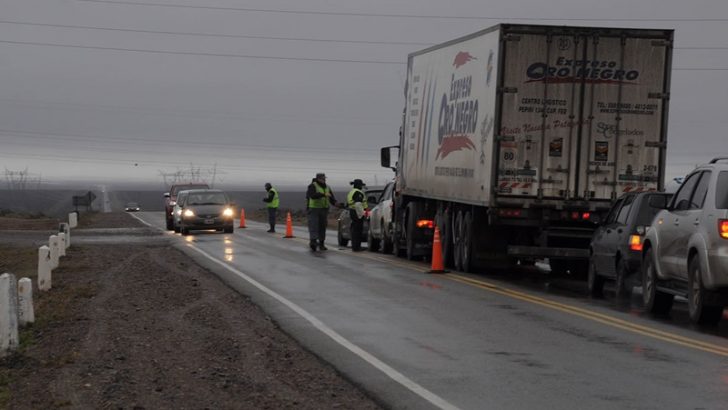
[382,24,673,273]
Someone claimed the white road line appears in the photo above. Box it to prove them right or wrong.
[129,213,158,229]
[187,243,460,410]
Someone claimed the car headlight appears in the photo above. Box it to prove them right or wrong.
[175,209,182,216]
[223,208,234,217]
[183,209,195,217]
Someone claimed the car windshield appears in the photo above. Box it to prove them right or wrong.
[171,184,208,195]
[127,203,138,207]
[187,192,227,205]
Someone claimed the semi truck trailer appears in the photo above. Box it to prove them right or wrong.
[381,24,673,274]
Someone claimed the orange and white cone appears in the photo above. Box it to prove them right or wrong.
[238,208,247,228]
[284,212,294,238]
[428,226,447,273]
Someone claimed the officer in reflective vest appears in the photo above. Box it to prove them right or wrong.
[347,179,369,251]
[263,182,279,233]
[306,173,339,252]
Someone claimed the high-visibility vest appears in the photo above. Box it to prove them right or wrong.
[267,188,279,208]
[347,188,368,210]
[308,182,331,209]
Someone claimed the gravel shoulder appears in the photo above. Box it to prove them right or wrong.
[0,212,381,409]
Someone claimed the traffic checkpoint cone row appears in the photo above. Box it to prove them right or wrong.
[428,226,448,274]
[284,212,294,238]
[239,208,247,228]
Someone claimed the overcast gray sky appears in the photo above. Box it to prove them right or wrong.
[1,0,727,189]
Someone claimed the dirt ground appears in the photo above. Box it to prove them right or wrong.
[0,212,380,409]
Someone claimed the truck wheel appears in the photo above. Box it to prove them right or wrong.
[461,211,474,273]
[368,228,380,252]
[405,206,417,261]
[588,260,605,297]
[436,209,454,268]
[549,259,568,276]
[453,210,463,271]
[642,248,673,315]
[688,257,723,325]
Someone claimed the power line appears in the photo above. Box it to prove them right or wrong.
[0,20,430,47]
[0,128,377,154]
[0,20,724,50]
[2,39,728,70]
[0,40,404,65]
[77,0,728,22]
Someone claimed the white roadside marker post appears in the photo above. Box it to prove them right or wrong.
[38,246,52,291]
[58,233,67,257]
[17,278,35,326]
[49,235,59,270]
[60,222,71,249]
[0,273,19,357]
[69,212,78,228]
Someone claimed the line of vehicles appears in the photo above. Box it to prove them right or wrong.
[358,24,727,325]
[163,183,236,235]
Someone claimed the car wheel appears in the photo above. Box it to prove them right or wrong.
[368,227,380,252]
[642,247,674,315]
[337,224,349,247]
[382,222,394,254]
[174,224,180,233]
[688,257,723,325]
[587,259,605,297]
[166,217,174,231]
[615,258,633,298]
[181,227,190,236]
[224,226,234,234]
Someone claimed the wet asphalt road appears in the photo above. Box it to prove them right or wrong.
[129,211,728,410]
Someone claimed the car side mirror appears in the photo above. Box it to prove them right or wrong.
[164,192,170,198]
[648,195,668,209]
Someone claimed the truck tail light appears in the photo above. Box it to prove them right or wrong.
[629,234,643,251]
[581,212,591,220]
[416,219,434,229]
[719,220,728,239]
[499,209,522,218]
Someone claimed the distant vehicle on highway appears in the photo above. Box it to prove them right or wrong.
[175,189,235,235]
[337,186,383,248]
[124,202,141,212]
[588,192,672,298]
[367,181,395,253]
[164,183,209,230]
[642,158,728,325]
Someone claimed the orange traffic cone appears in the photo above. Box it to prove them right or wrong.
[428,226,448,273]
[284,212,294,238]
[238,208,247,228]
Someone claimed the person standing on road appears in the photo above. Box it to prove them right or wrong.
[262,182,279,233]
[306,173,338,252]
[346,179,369,252]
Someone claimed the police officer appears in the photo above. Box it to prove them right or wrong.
[306,173,338,251]
[262,182,279,233]
[347,179,368,252]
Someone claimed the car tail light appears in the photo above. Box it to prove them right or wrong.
[629,234,643,251]
[581,212,591,220]
[416,219,434,229]
[719,219,728,239]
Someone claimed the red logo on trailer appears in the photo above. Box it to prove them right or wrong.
[453,51,477,68]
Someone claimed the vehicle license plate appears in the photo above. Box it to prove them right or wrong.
[204,218,215,224]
